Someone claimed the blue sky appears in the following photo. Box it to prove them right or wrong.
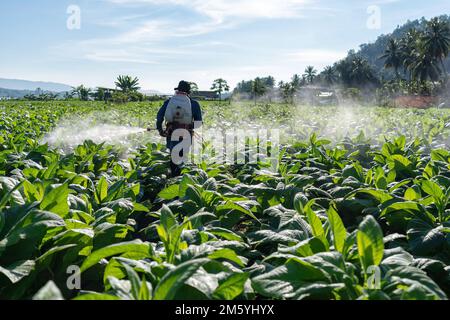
[0,0,449,93]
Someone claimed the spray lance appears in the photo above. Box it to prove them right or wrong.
[146,126,165,137]
[145,125,203,143]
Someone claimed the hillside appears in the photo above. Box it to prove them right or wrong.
[0,87,38,98]
[0,78,72,92]
[350,15,450,79]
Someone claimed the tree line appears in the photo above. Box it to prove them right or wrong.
[57,77,231,103]
[232,16,450,104]
[377,17,450,102]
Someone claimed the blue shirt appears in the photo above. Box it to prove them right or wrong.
[156,97,203,132]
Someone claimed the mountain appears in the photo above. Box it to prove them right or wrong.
[340,14,450,79]
[0,78,72,92]
[0,88,36,99]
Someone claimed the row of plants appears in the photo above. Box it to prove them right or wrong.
[0,101,449,300]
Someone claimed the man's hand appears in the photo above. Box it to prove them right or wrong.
[159,130,167,138]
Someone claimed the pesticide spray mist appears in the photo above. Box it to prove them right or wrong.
[41,114,154,151]
[42,124,146,146]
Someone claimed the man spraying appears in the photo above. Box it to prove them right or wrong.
[155,81,203,176]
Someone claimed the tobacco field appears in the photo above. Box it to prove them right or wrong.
[0,101,450,300]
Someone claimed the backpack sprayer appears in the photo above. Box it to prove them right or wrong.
[142,92,203,143]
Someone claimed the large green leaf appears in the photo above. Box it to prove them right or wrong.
[93,223,131,249]
[153,258,209,300]
[347,188,393,204]
[95,177,108,203]
[32,281,64,300]
[103,180,127,203]
[213,273,249,300]
[216,201,260,222]
[80,240,152,272]
[179,175,197,198]
[278,237,328,258]
[305,202,324,238]
[0,210,65,258]
[207,227,243,242]
[0,177,25,208]
[407,219,446,256]
[40,184,70,217]
[357,216,384,271]
[160,205,177,232]
[380,201,429,231]
[293,193,308,214]
[421,180,444,199]
[158,184,179,200]
[208,248,245,267]
[327,205,347,253]
[385,267,447,300]
[252,258,329,299]
[0,260,35,284]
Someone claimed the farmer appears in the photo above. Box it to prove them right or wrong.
[155,81,203,176]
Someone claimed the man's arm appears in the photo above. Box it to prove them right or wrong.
[156,100,169,132]
[192,100,203,128]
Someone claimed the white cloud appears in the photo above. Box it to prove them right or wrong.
[94,14,151,28]
[111,20,172,43]
[84,50,156,64]
[67,0,314,64]
[110,19,238,44]
[106,0,312,22]
[98,0,313,45]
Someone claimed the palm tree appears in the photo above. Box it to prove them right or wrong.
[380,38,403,79]
[350,57,377,86]
[115,75,140,93]
[46,92,58,100]
[72,85,91,101]
[94,88,106,102]
[251,78,267,105]
[301,75,308,86]
[303,66,317,84]
[189,82,199,94]
[63,91,74,100]
[321,66,338,86]
[264,76,276,88]
[423,17,450,77]
[211,78,230,101]
[290,74,302,90]
[279,82,294,104]
[400,29,423,79]
[410,48,441,83]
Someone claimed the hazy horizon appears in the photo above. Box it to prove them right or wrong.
[1,0,449,92]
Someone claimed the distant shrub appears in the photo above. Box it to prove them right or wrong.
[111,92,129,103]
[341,88,362,103]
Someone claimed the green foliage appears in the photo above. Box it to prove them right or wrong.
[357,216,384,271]
[115,75,140,93]
[0,100,449,301]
